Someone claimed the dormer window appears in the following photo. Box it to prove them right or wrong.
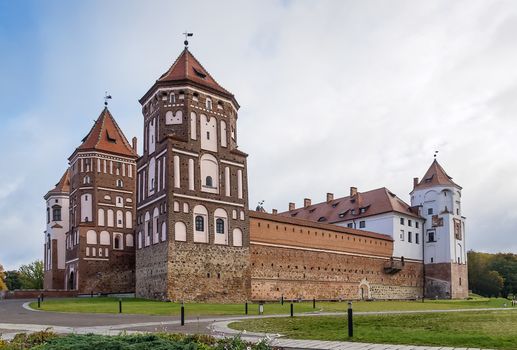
[359,207,367,214]
[206,98,212,110]
[193,67,207,79]
[106,130,117,143]
[317,217,326,222]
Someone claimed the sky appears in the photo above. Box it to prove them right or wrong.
[0,0,516,270]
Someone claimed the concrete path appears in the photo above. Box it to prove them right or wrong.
[1,299,508,349]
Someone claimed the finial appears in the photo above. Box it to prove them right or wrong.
[104,91,112,107]
[434,150,439,159]
[183,31,193,48]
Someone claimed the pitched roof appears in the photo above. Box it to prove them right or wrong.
[71,108,137,159]
[413,159,461,191]
[44,169,70,199]
[279,187,421,224]
[158,48,232,96]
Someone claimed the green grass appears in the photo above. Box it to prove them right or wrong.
[230,309,517,350]
[29,297,510,316]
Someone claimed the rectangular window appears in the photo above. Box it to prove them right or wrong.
[408,232,412,243]
[359,221,365,228]
[428,231,435,242]
[415,233,419,244]
[400,230,404,241]
[431,257,434,263]
[428,208,433,215]
[408,219,412,227]
[416,222,419,228]
[400,217,404,225]
[347,223,353,228]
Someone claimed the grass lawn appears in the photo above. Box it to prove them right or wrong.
[230,309,517,350]
[29,297,510,316]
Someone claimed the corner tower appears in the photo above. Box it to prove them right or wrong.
[65,108,138,293]
[410,160,468,299]
[135,48,250,301]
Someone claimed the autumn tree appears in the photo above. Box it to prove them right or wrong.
[0,264,7,291]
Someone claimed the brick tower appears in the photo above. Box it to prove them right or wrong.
[65,108,138,293]
[135,47,250,301]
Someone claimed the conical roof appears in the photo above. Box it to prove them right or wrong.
[71,108,137,159]
[44,169,70,199]
[413,159,461,190]
[140,49,238,107]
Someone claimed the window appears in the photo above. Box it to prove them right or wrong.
[359,221,365,228]
[83,176,90,184]
[216,218,224,234]
[428,208,433,215]
[113,234,122,250]
[117,179,123,188]
[416,222,419,228]
[347,223,353,228]
[206,98,212,110]
[206,176,213,187]
[400,218,405,225]
[431,257,434,263]
[408,219,412,227]
[400,230,404,241]
[52,206,62,221]
[46,208,50,223]
[195,215,204,232]
[415,233,419,244]
[206,131,210,140]
[428,231,435,242]
[408,232,412,243]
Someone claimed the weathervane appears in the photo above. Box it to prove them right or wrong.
[104,92,112,107]
[183,31,193,47]
[434,150,439,159]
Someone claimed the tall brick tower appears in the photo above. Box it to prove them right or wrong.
[135,47,250,301]
[65,108,138,293]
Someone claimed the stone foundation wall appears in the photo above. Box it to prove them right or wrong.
[135,242,169,300]
[250,244,423,301]
[167,242,250,302]
[425,262,468,299]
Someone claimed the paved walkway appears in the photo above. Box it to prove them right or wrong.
[1,299,509,349]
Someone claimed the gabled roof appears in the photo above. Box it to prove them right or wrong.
[413,159,461,191]
[140,49,238,107]
[279,187,421,224]
[44,169,70,199]
[71,108,137,159]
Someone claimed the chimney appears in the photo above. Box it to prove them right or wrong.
[413,177,419,188]
[132,137,138,152]
[326,193,334,202]
[304,198,311,207]
[350,187,358,197]
[289,202,295,211]
[272,209,278,215]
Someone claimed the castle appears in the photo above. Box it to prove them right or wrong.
[43,47,468,301]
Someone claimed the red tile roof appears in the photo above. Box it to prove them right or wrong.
[71,108,137,159]
[413,160,461,191]
[44,169,70,199]
[279,187,421,224]
[140,49,238,106]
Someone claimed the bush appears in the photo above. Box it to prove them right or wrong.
[0,332,273,350]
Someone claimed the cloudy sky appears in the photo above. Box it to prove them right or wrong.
[1,0,516,270]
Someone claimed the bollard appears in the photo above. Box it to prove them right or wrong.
[347,302,353,337]
[37,296,41,308]
[119,298,122,313]
[290,302,294,317]
[40,293,44,302]
[313,298,316,309]
[281,294,284,305]
[180,303,185,326]
[259,303,264,315]
[245,302,248,315]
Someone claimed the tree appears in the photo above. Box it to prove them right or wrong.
[0,264,7,291]
[19,260,44,290]
[5,270,21,290]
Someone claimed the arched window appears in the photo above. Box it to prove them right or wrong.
[126,234,134,247]
[86,230,97,245]
[113,233,123,250]
[52,205,62,221]
[83,176,90,184]
[100,231,110,245]
[116,179,124,188]
[206,176,213,187]
[195,216,204,232]
[206,98,212,110]
[216,218,224,234]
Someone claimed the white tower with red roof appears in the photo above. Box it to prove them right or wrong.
[410,159,468,299]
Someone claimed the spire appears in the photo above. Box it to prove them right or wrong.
[156,48,232,96]
[71,108,138,159]
[44,169,70,199]
[413,159,462,190]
